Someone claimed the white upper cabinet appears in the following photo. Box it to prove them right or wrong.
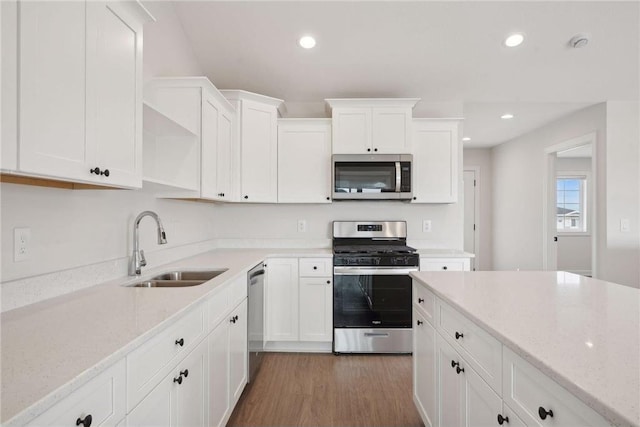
[277,119,332,203]
[10,0,151,188]
[412,119,461,203]
[143,77,236,201]
[326,99,419,154]
[222,90,283,203]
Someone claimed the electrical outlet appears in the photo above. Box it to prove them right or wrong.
[422,220,432,233]
[14,227,31,262]
[620,218,630,232]
[297,219,307,233]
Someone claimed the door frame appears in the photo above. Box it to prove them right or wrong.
[463,166,481,270]
[542,132,597,276]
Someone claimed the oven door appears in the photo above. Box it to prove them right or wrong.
[333,267,415,328]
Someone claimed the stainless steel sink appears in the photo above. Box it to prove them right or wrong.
[127,269,228,288]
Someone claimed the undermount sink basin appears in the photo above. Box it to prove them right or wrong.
[127,269,228,288]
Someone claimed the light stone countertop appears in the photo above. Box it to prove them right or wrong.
[0,248,332,426]
[410,270,640,427]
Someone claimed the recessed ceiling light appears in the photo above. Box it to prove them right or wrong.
[299,36,316,49]
[504,33,525,47]
[501,113,514,119]
[462,137,471,142]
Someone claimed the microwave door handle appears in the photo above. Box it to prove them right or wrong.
[395,161,401,192]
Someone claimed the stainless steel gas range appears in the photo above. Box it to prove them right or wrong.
[332,221,418,354]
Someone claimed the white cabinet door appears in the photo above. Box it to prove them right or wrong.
[18,1,88,180]
[464,364,503,427]
[201,92,220,199]
[299,277,333,342]
[208,314,230,427]
[331,108,371,154]
[240,99,278,202]
[265,258,299,341]
[412,119,460,203]
[126,371,176,427]
[229,300,248,404]
[372,107,412,154]
[437,333,465,427]
[86,1,142,188]
[216,110,234,201]
[277,119,332,203]
[420,258,470,272]
[413,309,437,427]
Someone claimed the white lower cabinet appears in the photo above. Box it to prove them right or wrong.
[420,257,471,272]
[413,309,437,427]
[209,299,248,427]
[265,258,300,342]
[26,359,126,427]
[126,339,208,427]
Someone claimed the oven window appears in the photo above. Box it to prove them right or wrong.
[333,274,412,328]
[334,162,396,193]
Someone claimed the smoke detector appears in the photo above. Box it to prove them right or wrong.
[569,34,590,48]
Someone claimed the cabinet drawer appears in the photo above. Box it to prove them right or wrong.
[420,258,469,272]
[436,299,502,394]
[26,359,125,427]
[208,285,230,330]
[503,347,611,427]
[413,281,435,325]
[126,303,207,411]
[299,258,332,277]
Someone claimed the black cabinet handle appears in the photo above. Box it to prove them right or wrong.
[173,375,182,385]
[451,360,459,369]
[456,366,464,374]
[374,148,378,152]
[455,331,464,339]
[367,148,371,152]
[418,298,424,303]
[313,266,318,270]
[76,415,92,427]
[175,338,184,347]
[326,197,330,201]
[180,369,189,378]
[538,407,554,420]
[235,315,239,321]
[442,266,448,270]
[326,280,331,284]
[413,197,417,200]
[102,169,110,177]
[497,414,509,425]
[244,195,248,199]
[230,316,236,324]
[90,167,101,175]
[417,320,423,326]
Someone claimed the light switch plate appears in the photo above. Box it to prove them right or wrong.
[297,220,307,233]
[423,220,432,233]
[620,218,630,232]
[14,227,30,262]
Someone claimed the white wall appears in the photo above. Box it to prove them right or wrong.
[0,3,213,311]
[463,148,492,270]
[491,102,640,288]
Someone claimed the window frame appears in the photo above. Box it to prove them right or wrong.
[556,171,591,236]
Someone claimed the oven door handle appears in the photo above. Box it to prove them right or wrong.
[333,267,418,275]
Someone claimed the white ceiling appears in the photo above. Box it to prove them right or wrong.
[172,1,639,147]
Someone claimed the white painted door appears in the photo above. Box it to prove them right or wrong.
[86,1,142,188]
[463,170,477,270]
[299,277,333,341]
[464,365,502,427]
[277,119,332,203]
[372,107,412,154]
[229,300,248,403]
[332,108,371,154]
[126,369,177,427]
[240,100,277,202]
[176,340,208,427]
[413,309,437,427]
[265,258,299,341]
[19,1,89,180]
[437,334,464,427]
[201,93,220,199]
[208,318,230,427]
[412,120,459,203]
[216,110,234,200]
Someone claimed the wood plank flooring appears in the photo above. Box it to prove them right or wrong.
[227,353,424,427]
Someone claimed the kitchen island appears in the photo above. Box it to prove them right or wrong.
[410,271,639,427]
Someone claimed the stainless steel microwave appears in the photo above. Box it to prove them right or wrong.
[332,154,413,200]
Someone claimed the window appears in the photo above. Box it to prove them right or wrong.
[556,176,587,233]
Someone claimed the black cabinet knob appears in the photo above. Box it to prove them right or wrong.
[244,195,248,199]
[89,167,101,175]
[413,197,417,200]
[102,169,110,177]
[442,266,448,270]
[456,366,465,374]
[326,197,330,200]
[230,316,236,324]
[76,415,92,427]
[451,360,460,369]
[455,331,464,339]
[173,375,182,385]
[418,298,424,303]
[374,148,378,152]
[538,407,554,420]
[235,315,239,321]
[175,338,184,347]
[180,369,189,378]
[417,320,423,326]
[497,414,510,425]
[313,266,318,270]
[367,148,371,152]
[326,280,331,284]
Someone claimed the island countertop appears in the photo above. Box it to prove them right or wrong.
[410,270,640,427]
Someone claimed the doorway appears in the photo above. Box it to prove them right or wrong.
[463,168,479,270]
[543,133,596,277]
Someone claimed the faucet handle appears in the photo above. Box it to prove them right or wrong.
[139,250,147,267]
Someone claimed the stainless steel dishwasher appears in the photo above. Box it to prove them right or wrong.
[247,262,265,382]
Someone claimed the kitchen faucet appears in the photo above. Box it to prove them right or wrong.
[129,211,167,276]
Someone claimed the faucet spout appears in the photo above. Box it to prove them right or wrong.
[129,211,168,276]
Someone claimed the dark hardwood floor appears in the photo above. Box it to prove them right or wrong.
[227,353,424,427]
